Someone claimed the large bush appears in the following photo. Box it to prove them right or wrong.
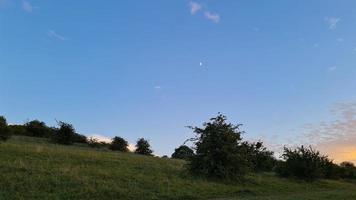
[52,122,76,145]
[0,116,11,142]
[25,120,55,138]
[171,145,194,160]
[188,114,250,180]
[8,125,27,136]
[276,146,334,181]
[109,136,129,152]
[71,133,88,144]
[135,138,153,156]
[339,161,356,179]
[242,141,276,172]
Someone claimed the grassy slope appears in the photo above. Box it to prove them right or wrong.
[0,137,356,200]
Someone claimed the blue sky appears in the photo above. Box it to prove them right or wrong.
[1,0,356,158]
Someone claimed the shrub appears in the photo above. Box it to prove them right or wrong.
[0,116,11,142]
[52,121,76,145]
[25,120,54,138]
[72,133,87,144]
[242,141,276,172]
[188,114,250,180]
[109,136,129,152]
[276,146,334,181]
[135,138,153,156]
[87,137,102,148]
[171,145,194,160]
[339,161,356,179]
[8,125,27,136]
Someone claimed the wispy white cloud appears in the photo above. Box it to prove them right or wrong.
[154,86,162,90]
[47,30,67,41]
[325,17,340,30]
[328,66,337,71]
[337,38,344,42]
[204,11,220,23]
[188,1,220,23]
[189,1,202,15]
[22,0,33,13]
[302,102,356,163]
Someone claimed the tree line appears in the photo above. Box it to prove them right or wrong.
[1,114,356,181]
[0,117,153,156]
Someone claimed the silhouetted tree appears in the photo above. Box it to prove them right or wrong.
[71,133,87,144]
[87,137,101,148]
[242,141,276,172]
[275,146,334,181]
[339,161,356,179]
[0,116,11,142]
[25,120,54,138]
[8,125,26,136]
[109,136,129,152]
[340,161,355,168]
[188,114,250,180]
[171,145,194,160]
[135,138,153,156]
[52,121,76,145]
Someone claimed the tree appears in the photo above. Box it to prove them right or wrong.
[135,138,153,156]
[71,133,87,144]
[188,114,250,180]
[0,116,11,142]
[87,137,101,148]
[242,141,276,172]
[25,120,54,138]
[109,136,129,152]
[275,146,334,181]
[340,161,355,168]
[53,121,76,145]
[339,161,356,179]
[171,145,194,160]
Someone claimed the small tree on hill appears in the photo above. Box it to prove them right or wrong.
[135,138,153,156]
[25,120,54,138]
[188,114,250,180]
[109,136,129,152]
[275,146,334,181]
[242,141,276,172]
[0,116,11,142]
[171,145,194,160]
[53,121,76,145]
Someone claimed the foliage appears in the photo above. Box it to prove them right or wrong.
[188,114,250,180]
[87,137,102,148]
[340,161,355,168]
[109,136,129,152]
[276,146,334,181]
[52,121,76,145]
[339,161,356,179]
[171,145,194,160]
[25,120,54,138]
[8,125,27,136]
[3,137,356,200]
[71,133,88,144]
[0,116,11,142]
[135,138,153,156]
[242,141,276,172]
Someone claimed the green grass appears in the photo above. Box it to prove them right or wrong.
[1,136,356,200]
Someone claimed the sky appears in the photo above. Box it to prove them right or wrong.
[1,0,356,161]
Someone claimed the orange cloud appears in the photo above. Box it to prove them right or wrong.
[302,102,356,164]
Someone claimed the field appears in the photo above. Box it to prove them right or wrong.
[0,137,356,200]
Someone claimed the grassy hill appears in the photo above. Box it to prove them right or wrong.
[1,137,356,200]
